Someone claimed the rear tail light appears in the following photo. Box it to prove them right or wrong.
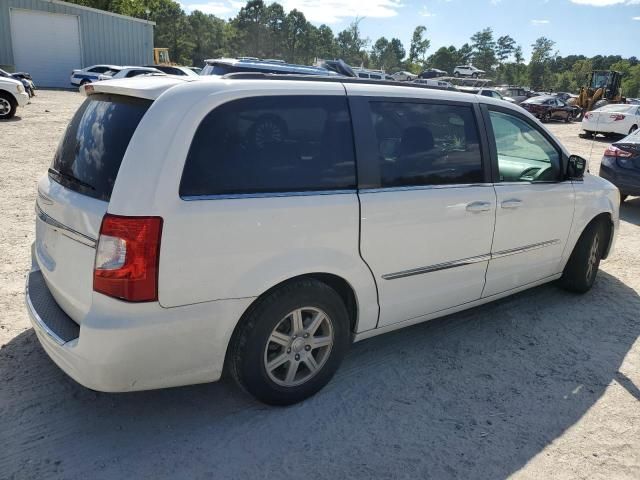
[584,113,592,120]
[609,114,625,121]
[93,215,163,302]
[604,145,633,158]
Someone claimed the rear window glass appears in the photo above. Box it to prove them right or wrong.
[180,96,356,197]
[50,94,151,201]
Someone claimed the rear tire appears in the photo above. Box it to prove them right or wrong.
[0,92,17,120]
[630,125,638,135]
[560,220,606,293]
[229,279,350,405]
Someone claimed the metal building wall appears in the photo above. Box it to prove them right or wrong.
[0,0,154,70]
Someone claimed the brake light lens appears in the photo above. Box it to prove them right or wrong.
[609,114,625,121]
[93,215,163,302]
[604,145,633,158]
[584,113,592,120]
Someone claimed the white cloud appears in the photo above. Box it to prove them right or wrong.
[181,0,403,23]
[420,6,436,17]
[281,0,403,23]
[569,0,638,6]
[184,1,233,15]
[634,15,640,18]
[531,19,550,24]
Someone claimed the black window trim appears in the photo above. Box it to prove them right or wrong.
[349,95,492,191]
[480,103,569,184]
[179,94,359,201]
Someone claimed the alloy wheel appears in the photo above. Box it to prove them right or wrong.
[586,234,600,282]
[263,307,334,387]
[0,98,11,117]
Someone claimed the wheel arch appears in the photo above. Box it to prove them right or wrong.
[222,272,361,374]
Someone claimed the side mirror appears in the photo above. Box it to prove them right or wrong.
[568,155,587,179]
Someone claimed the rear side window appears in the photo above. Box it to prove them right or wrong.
[369,101,484,187]
[50,94,151,201]
[180,96,356,197]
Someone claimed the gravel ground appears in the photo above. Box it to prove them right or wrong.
[0,91,638,480]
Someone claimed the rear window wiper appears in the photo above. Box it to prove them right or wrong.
[48,168,96,191]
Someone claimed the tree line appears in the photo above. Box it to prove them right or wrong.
[68,0,640,97]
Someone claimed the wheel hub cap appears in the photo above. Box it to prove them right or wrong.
[263,307,334,387]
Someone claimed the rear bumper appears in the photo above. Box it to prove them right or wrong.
[26,263,254,392]
[600,164,640,196]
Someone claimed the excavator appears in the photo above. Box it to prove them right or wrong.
[573,70,624,118]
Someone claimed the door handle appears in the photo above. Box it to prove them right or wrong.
[501,199,523,209]
[466,201,492,213]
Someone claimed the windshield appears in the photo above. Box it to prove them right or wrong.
[50,94,151,201]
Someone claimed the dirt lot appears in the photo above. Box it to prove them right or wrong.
[0,90,638,480]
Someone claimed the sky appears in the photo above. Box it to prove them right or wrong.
[179,0,640,61]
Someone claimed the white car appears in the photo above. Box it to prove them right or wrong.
[70,65,121,86]
[412,78,455,90]
[144,65,200,77]
[0,76,29,119]
[27,76,619,405]
[97,66,164,81]
[582,104,640,137]
[392,71,417,81]
[454,65,486,78]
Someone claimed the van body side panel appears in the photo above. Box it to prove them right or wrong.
[108,81,380,332]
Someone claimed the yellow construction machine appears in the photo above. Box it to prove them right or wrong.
[575,70,624,114]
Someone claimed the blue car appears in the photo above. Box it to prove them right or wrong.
[70,65,121,87]
[600,128,640,202]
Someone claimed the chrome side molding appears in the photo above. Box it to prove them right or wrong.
[35,203,97,248]
[382,253,492,280]
[383,239,561,280]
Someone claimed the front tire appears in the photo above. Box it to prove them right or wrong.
[0,93,17,120]
[229,279,350,405]
[560,220,606,293]
[630,125,638,135]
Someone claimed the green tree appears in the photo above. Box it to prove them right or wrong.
[408,26,430,68]
[233,0,267,58]
[283,9,308,63]
[336,18,369,66]
[470,28,496,73]
[528,36,556,90]
[264,2,286,58]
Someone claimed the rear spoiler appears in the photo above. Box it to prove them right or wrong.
[80,75,195,100]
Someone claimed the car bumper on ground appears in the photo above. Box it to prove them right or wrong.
[600,162,640,196]
[26,252,254,392]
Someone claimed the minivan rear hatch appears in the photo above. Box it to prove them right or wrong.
[35,93,151,323]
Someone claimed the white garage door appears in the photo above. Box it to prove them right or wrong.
[10,9,82,88]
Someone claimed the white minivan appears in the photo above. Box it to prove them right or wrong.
[27,75,619,405]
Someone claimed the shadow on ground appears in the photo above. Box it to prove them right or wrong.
[1,272,638,480]
[621,197,640,226]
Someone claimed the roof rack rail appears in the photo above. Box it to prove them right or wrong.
[220,72,457,91]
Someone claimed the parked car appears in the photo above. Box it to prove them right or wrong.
[201,58,340,77]
[521,95,578,122]
[391,71,417,81]
[626,98,640,105]
[354,69,394,81]
[144,65,200,77]
[458,87,515,103]
[582,104,640,137]
[27,75,619,405]
[554,92,578,103]
[70,65,121,86]
[453,65,486,78]
[0,68,35,97]
[419,68,447,79]
[0,75,29,119]
[496,86,533,104]
[599,128,640,202]
[412,78,456,90]
[188,66,202,75]
[98,66,164,80]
